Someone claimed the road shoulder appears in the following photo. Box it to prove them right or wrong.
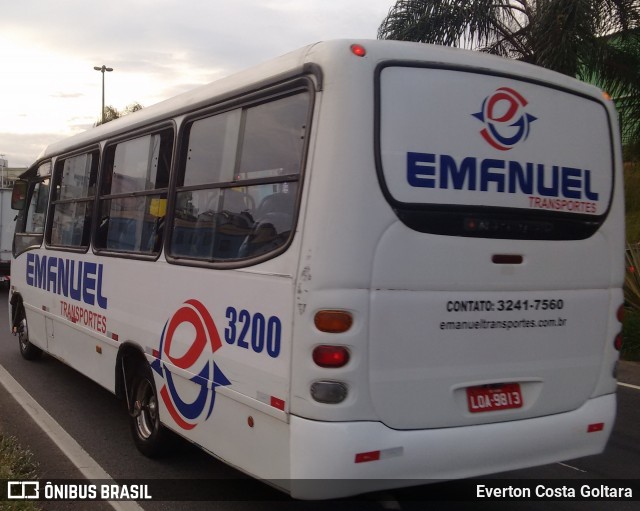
[0,363,143,511]
[618,359,640,387]
[0,374,114,510]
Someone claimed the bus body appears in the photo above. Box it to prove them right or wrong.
[8,40,624,499]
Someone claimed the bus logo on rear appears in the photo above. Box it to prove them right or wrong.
[151,300,230,430]
[472,87,537,151]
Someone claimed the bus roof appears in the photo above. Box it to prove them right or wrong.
[30,39,609,170]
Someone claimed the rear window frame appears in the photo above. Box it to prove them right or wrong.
[374,61,616,241]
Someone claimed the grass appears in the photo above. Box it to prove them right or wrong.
[0,434,41,511]
[623,308,640,361]
[624,163,640,243]
[624,163,640,360]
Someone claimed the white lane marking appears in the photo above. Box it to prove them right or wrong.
[618,382,640,391]
[557,462,588,473]
[0,363,144,511]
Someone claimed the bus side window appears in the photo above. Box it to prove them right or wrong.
[13,162,51,256]
[95,129,172,255]
[169,90,309,264]
[24,181,49,234]
[237,184,297,259]
[49,151,98,249]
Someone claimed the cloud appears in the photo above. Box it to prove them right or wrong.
[0,132,65,167]
[0,0,393,165]
[51,92,85,99]
[1,0,390,74]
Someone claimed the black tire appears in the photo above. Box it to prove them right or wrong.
[16,317,43,361]
[128,363,166,457]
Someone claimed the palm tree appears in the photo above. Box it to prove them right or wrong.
[378,0,640,154]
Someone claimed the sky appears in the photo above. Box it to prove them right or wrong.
[0,0,394,167]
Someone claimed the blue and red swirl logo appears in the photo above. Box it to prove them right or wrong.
[151,300,230,430]
[473,87,537,151]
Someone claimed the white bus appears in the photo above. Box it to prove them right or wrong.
[8,40,625,499]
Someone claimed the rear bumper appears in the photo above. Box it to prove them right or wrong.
[287,393,616,499]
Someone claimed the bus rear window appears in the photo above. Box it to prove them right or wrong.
[375,65,614,240]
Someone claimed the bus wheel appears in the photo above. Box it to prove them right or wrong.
[128,364,165,457]
[16,318,43,361]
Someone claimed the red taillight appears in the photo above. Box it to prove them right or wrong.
[314,310,353,333]
[614,304,625,351]
[313,345,350,368]
[350,44,366,57]
[614,333,623,351]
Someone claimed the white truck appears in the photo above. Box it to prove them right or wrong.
[0,178,16,286]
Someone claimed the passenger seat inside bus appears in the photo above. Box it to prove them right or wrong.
[238,192,295,258]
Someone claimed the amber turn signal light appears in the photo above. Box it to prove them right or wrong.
[314,310,353,334]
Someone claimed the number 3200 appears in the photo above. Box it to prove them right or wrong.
[224,307,282,358]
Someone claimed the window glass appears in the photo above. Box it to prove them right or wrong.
[50,201,91,246]
[97,196,166,253]
[37,161,51,177]
[14,163,50,255]
[25,180,49,234]
[238,94,308,179]
[235,182,298,259]
[170,91,309,263]
[171,183,297,260]
[96,129,172,255]
[58,153,95,200]
[108,133,170,195]
[183,110,241,186]
[171,188,224,258]
[49,151,98,248]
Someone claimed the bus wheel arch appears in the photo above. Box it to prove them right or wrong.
[10,292,42,361]
[117,343,167,457]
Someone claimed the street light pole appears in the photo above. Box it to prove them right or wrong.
[93,65,113,124]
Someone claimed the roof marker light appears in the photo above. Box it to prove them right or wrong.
[350,44,367,57]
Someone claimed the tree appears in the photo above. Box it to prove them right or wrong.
[95,102,144,126]
[378,0,640,154]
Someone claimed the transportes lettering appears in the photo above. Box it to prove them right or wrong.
[60,300,107,334]
[25,253,108,309]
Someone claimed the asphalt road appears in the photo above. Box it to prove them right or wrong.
[0,287,638,511]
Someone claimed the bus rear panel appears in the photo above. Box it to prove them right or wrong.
[287,41,622,497]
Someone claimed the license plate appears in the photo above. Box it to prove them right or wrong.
[466,383,523,413]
